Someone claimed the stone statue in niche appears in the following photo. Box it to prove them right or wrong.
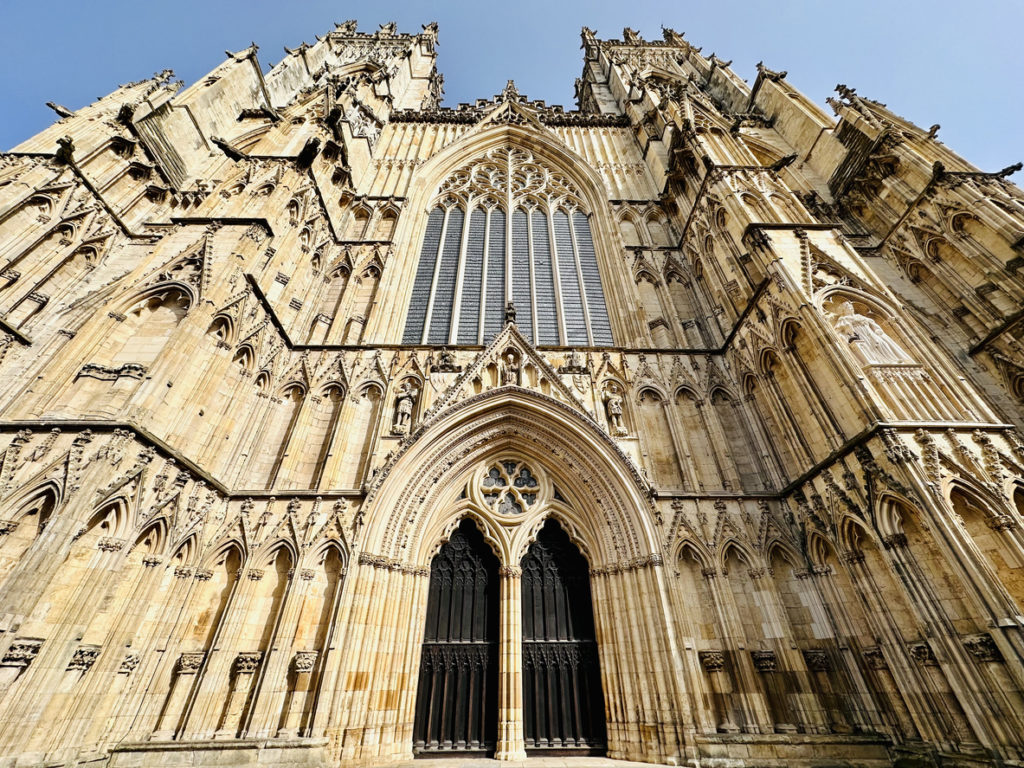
[433,348,461,373]
[501,351,520,386]
[559,348,588,375]
[391,380,419,435]
[829,300,909,365]
[603,383,627,436]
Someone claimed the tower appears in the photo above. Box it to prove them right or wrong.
[0,19,1023,767]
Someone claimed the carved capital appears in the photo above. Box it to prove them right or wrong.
[802,649,830,671]
[882,533,908,550]
[862,646,888,670]
[96,537,126,552]
[1,639,43,668]
[118,652,141,674]
[67,646,100,672]
[699,650,725,672]
[987,514,1018,532]
[908,641,937,666]
[177,652,205,674]
[839,550,865,565]
[751,650,777,672]
[233,652,263,675]
[963,633,1003,663]
[292,650,319,674]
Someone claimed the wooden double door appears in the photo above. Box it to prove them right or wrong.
[412,518,605,755]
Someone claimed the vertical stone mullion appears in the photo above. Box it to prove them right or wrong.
[449,199,473,344]
[704,567,772,732]
[421,207,451,345]
[494,565,525,760]
[243,569,307,737]
[179,570,252,739]
[133,568,204,740]
[806,567,886,733]
[477,207,491,345]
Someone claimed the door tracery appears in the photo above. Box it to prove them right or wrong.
[521,518,606,753]
[413,518,499,753]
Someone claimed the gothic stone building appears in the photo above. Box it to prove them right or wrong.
[1,20,1024,768]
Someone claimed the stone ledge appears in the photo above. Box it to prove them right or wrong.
[107,738,328,768]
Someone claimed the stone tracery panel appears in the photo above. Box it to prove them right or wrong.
[403,146,613,347]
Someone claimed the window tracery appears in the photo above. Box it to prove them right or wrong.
[479,459,541,516]
[403,146,613,347]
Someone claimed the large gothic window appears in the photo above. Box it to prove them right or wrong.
[403,147,614,346]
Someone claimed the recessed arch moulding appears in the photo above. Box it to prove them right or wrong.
[333,386,687,763]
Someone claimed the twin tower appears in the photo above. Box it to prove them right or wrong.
[0,20,1023,768]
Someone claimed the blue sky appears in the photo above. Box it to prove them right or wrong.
[1,0,1020,180]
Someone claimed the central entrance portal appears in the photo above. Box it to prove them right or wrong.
[413,519,499,753]
[521,519,606,753]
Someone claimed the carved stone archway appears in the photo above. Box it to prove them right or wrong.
[331,387,686,764]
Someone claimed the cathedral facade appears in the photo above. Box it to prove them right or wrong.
[1,20,1024,768]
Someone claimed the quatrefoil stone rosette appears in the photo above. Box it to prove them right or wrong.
[469,458,553,522]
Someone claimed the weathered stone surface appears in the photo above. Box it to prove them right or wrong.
[0,19,1022,768]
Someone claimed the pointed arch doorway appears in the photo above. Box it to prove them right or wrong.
[413,519,500,754]
[522,519,606,753]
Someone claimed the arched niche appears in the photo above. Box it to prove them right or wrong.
[674,542,743,733]
[111,288,191,368]
[674,388,720,490]
[635,387,681,488]
[0,485,58,586]
[927,237,1016,316]
[278,544,347,738]
[619,215,642,247]
[822,293,912,367]
[950,486,1024,614]
[710,389,762,491]
[345,207,370,240]
[374,208,398,241]
[334,383,383,489]
[248,384,305,489]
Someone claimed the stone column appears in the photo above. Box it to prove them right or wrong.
[495,565,526,760]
